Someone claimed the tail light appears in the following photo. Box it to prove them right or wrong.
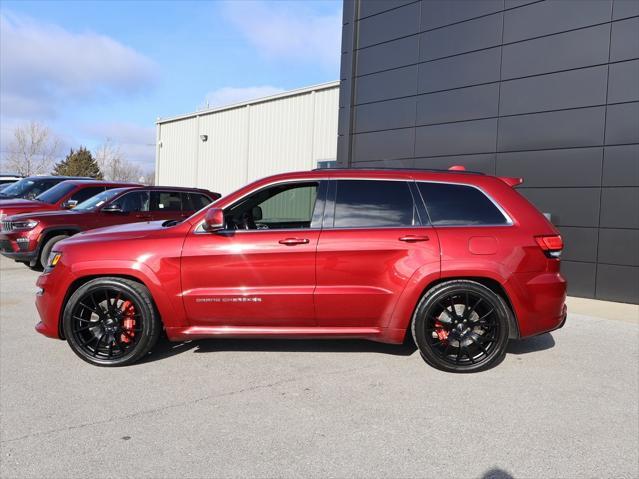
[535,235,563,258]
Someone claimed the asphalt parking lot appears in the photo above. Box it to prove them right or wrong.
[1,255,637,479]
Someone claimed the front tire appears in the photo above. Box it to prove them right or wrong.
[36,234,69,270]
[412,280,511,373]
[62,277,161,366]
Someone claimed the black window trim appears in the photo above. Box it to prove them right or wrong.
[194,179,328,234]
[414,180,514,227]
[323,178,429,231]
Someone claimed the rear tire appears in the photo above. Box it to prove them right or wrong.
[412,280,510,373]
[37,234,69,270]
[62,277,161,366]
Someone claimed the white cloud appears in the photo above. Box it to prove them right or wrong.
[203,86,286,109]
[82,122,157,170]
[0,12,157,119]
[222,1,341,71]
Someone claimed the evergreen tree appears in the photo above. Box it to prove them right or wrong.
[53,147,103,178]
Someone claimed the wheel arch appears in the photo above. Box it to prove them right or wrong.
[390,273,520,341]
[57,273,161,340]
[35,226,82,260]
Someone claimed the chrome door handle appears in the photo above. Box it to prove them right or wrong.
[278,238,310,246]
[398,235,429,242]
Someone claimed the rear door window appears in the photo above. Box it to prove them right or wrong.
[417,182,508,226]
[150,191,182,212]
[332,180,418,228]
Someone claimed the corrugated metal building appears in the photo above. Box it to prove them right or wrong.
[155,81,339,196]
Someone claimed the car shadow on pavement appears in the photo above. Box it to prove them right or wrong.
[506,332,555,355]
[140,332,555,365]
[140,336,419,364]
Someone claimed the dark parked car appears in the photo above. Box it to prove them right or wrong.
[1,185,219,269]
[0,179,138,220]
[33,168,566,372]
[0,176,90,200]
[0,174,23,190]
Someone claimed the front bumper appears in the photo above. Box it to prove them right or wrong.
[0,232,38,262]
[35,265,73,339]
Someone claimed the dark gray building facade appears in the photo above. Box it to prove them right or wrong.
[337,0,639,303]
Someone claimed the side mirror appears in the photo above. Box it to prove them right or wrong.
[102,203,123,213]
[62,199,78,209]
[202,208,225,232]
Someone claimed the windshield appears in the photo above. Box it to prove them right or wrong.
[34,182,77,204]
[0,178,56,199]
[74,188,126,211]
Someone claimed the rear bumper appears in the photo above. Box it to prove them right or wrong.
[507,271,567,338]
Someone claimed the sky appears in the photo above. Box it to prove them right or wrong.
[0,0,342,173]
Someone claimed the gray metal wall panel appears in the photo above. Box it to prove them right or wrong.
[418,47,501,93]
[519,187,601,227]
[613,0,639,20]
[501,24,611,79]
[558,227,599,263]
[358,0,416,19]
[608,60,639,103]
[355,65,418,103]
[356,36,419,76]
[354,97,416,133]
[499,66,608,116]
[414,154,496,174]
[420,0,504,30]
[419,13,503,61]
[336,0,639,303]
[414,119,498,157]
[610,17,639,62]
[600,187,639,228]
[416,83,499,125]
[352,128,415,162]
[357,2,420,48]
[602,145,639,186]
[605,102,639,145]
[496,148,603,187]
[596,264,639,303]
[598,228,639,266]
[561,261,597,298]
[503,0,612,43]
[497,107,606,151]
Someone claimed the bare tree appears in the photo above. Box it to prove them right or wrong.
[94,138,143,182]
[140,170,155,186]
[3,121,60,176]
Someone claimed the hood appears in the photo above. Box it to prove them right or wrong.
[0,199,54,217]
[6,208,84,222]
[62,220,176,246]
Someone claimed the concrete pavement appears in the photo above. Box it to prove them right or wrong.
[1,256,637,478]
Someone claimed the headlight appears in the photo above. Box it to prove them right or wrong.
[11,220,38,230]
[44,252,62,272]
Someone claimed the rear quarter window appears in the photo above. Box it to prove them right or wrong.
[417,182,509,226]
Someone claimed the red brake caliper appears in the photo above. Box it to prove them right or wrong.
[120,300,136,344]
[435,320,449,343]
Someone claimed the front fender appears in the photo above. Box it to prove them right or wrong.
[69,259,187,328]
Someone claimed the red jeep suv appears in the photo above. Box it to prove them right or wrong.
[35,169,567,372]
[2,185,219,269]
[0,178,138,219]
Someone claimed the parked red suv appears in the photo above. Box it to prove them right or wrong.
[2,185,219,269]
[0,178,136,219]
[35,168,567,372]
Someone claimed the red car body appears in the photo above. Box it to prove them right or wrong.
[35,169,567,361]
[0,179,137,218]
[1,185,219,268]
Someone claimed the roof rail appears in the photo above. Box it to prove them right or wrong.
[312,166,485,175]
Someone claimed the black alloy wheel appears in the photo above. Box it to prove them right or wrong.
[63,277,161,366]
[412,280,511,373]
